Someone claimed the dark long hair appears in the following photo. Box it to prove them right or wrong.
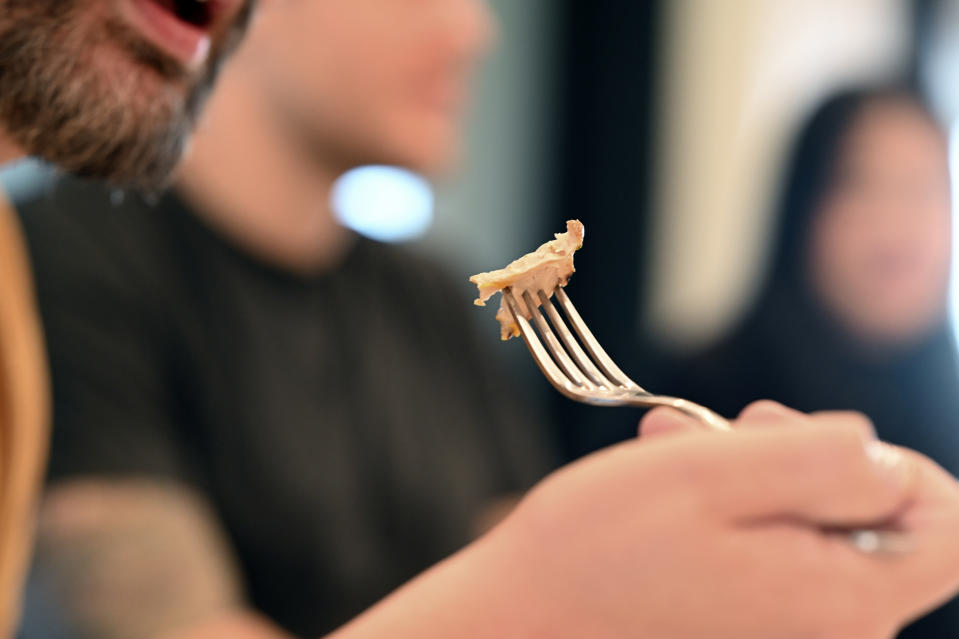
[757,85,945,312]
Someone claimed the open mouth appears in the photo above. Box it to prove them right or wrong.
[149,0,216,29]
[123,0,230,69]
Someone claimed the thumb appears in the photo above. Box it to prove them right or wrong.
[876,450,959,627]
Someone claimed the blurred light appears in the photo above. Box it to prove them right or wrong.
[331,166,434,243]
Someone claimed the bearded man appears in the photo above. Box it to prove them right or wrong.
[0,1,253,634]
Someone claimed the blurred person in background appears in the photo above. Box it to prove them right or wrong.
[16,0,555,637]
[11,3,959,639]
[663,86,959,637]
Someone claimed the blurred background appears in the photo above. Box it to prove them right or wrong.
[421,0,959,458]
[8,1,959,636]
[308,0,959,461]
[6,0,959,452]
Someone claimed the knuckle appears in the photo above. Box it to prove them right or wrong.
[807,422,868,463]
[811,410,876,440]
[738,399,791,421]
[781,425,872,488]
[661,445,725,512]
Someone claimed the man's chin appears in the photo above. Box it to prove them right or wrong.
[93,39,189,97]
[0,0,252,189]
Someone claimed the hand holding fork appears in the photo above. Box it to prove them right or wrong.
[502,285,917,554]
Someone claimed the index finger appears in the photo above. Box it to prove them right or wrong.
[666,423,914,526]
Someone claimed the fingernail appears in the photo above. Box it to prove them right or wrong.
[865,441,913,489]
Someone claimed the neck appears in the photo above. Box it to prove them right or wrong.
[0,129,23,167]
[177,63,353,275]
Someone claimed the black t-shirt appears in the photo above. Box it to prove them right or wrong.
[16,176,554,637]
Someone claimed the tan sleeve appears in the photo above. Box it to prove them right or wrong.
[0,192,49,639]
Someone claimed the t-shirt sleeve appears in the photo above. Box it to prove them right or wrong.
[16,192,194,486]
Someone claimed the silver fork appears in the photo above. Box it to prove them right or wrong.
[502,285,914,555]
[503,287,731,432]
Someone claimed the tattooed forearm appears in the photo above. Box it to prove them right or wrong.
[35,479,250,639]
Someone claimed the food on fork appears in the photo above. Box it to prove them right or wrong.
[470,220,584,340]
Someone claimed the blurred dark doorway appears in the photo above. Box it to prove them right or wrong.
[549,0,663,460]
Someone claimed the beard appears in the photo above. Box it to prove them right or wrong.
[0,0,252,190]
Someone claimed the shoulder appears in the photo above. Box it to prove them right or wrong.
[344,239,485,346]
[16,174,158,254]
[353,239,474,306]
[13,175,184,295]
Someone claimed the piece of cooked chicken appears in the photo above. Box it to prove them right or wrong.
[469,220,584,340]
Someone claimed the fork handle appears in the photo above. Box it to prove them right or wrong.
[624,394,733,432]
[661,398,733,433]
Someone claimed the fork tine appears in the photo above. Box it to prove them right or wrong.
[554,288,645,391]
[520,290,595,390]
[537,290,612,389]
[502,289,587,399]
